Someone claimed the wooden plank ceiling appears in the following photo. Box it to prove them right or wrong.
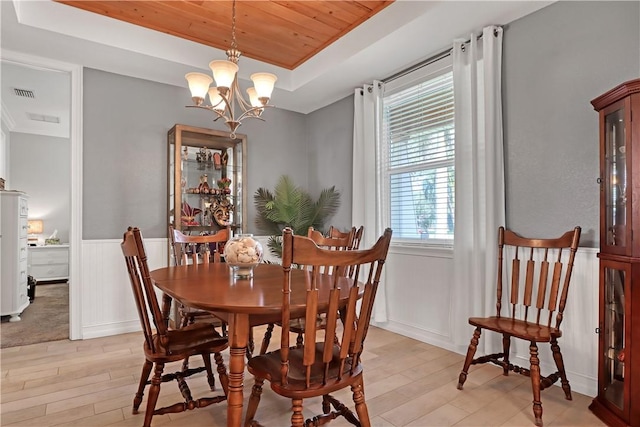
[55,1,394,70]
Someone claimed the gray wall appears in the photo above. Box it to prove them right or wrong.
[82,1,639,244]
[82,68,307,239]
[503,1,639,247]
[9,133,71,242]
[305,95,354,231]
[304,1,640,246]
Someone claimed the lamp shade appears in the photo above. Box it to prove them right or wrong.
[209,60,239,90]
[185,72,213,100]
[246,87,262,108]
[208,87,225,110]
[27,219,43,234]
[250,73,277,100]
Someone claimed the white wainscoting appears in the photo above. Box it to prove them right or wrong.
[81,238,168,339]
[373,245,599,397]
[80,238,599,396]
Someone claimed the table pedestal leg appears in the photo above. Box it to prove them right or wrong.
[227,313,249,427]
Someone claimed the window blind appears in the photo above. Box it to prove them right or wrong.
[381,71,455,242]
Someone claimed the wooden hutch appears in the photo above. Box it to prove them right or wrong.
[589,78,640,427]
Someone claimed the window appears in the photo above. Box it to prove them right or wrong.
[380,67,454,244]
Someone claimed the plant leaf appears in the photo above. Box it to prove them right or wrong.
[253,175,341,257]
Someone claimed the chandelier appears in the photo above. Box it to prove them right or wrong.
[185,0,277,139]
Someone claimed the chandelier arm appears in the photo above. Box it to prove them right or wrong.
[186,105,230,123]
[235,105,274,123]
[217,94,236,122]
[230,78,254,114]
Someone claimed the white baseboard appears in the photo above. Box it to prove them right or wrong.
[82,320,141,340]
[372,319,457,353]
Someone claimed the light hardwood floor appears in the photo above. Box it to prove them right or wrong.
[1,325,604,427]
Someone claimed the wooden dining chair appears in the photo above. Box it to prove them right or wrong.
[258,226,356,355]
[328,225,364,250]
[169,225,230,329]
[170,225,230,267]
[457,226,581,427]
[245,227,392,427]
[121,227,229,427]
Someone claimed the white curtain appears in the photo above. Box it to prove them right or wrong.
[352,81,388,322]
[451,26,506,352]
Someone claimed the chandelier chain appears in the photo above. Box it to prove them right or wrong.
[231,0,237,50]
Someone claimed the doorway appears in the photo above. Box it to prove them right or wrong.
[1,51,82,343]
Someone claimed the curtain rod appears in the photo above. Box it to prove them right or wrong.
[383,48,452,83]
[382,28,497,84]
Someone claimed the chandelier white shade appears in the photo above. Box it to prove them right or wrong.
[185,0,277,139]
[208,60,238,90]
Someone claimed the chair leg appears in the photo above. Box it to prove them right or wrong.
[291,398,304,427]
[296,332,304,349]
[502,334,511,376]
[529,342,543,427]
[322,395,331,414]
[214,351,229,396]
[458,327,481,390]
[202,353,216,391]
[244,377,264,427]
[550,338,572,400]
[260,323,274,355]
[143,362,164,427]
[133,360,153,414]
[352,378,371,427]
[247,328,255,359]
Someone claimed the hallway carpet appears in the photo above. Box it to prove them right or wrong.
[0,283,69,348]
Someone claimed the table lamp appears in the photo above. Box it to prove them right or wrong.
[27,219,43,245]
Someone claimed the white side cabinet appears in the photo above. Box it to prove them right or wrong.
[28,245,70,281]
[0,191,30,322]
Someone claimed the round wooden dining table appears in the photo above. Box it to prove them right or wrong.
[150,262,356,427]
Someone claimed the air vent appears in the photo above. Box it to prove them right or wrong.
[14,88,35,98]
[27,113,60,124]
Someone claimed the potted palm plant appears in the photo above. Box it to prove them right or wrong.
[254,175,341,257]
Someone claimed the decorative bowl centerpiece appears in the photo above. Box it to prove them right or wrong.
[223,234,263,278]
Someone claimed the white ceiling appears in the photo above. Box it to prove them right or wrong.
[1,0,553,138]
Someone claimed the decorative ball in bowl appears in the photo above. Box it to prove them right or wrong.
[223,234,264,278]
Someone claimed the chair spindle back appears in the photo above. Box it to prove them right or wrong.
[496,226,581,330]
[279,227,392,388]
[170,226,230,266]
[327,225,364,250]
[121,227,168,353]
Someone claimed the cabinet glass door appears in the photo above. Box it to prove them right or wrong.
[168,125,246,237]
[602,265,626,410]
[603,107,627,249]
[179,143,239,230]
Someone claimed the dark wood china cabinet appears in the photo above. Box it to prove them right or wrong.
[167,124,246,258]
[589,78,640,427]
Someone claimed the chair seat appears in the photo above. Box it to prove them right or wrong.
[468,316,562,342]
[144,322,228,362]
[282,315,326,334]
[248,343,361,397]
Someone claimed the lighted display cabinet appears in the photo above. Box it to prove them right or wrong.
[168,124,246,238]
[589,79,640,427]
